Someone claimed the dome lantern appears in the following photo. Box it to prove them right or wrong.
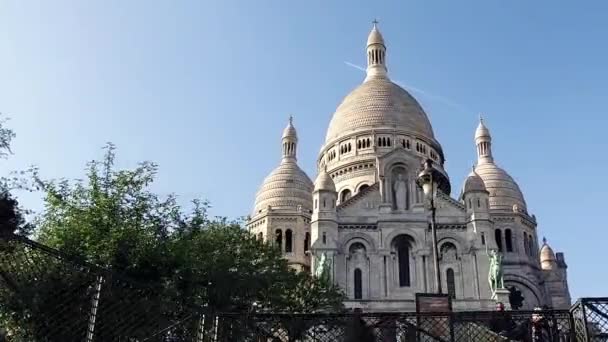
[475,115,493,164]
[365,20,388,81]
[281,116,298,163]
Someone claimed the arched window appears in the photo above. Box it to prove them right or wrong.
[258,232,263,241]
[477,198,481,208]
[304,232,310,252]
[314,199,318,209]
[523,233,530,255]
[446,268,456,299]
[322,232,327,244]
[481,232,486,245]
[393,236,411,287]
[275,229,283,251]
[495,229,503,252]
[387,138,391,147]
[440,242,458,262]
[358,184,369,193]
[354,268,363,299]
[340,189,352,203]
[378,137,382,146]
[528,236,535,257]
[505,229,513,252]
[285,229,293,253]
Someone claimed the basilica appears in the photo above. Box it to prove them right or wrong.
[247,23,571,312]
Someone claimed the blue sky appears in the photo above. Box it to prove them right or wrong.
[1,1,607,299]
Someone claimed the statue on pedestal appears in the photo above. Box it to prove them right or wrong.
[314,252,331,284]
[487,246,504,299]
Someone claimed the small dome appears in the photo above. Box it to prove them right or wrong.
[325,78,436,143]
[314,168,336,192]
[475,119,491,140]
[462,169,486,193]
[282,117,297,140]
[540,238,557,270]
[367,24,385,46]
[475,163,527,211]
[253,161,313,215]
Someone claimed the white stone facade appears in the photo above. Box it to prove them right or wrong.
[248,23,570,311]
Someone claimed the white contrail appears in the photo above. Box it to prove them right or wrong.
[344,61,367,72]
[344,61,470,113]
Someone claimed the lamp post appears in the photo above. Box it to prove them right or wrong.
[417,159,443,294]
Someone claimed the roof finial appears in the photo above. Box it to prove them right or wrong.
[288,115,293,125]
[372,18,379,28]
[479,113,484,123]
[542,237,547,245]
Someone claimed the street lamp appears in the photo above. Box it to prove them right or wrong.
[417,159,450,294]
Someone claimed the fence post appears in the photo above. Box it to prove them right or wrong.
[85,275,104,342]
[581,300,590,342]
[196,314,205,342]
[213,315,219,342]
[449,312,455,342]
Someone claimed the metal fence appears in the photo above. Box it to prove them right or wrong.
[0,234,199,341]
[0,232,603,341]
[213,310,575,341]
[571,298,608,341]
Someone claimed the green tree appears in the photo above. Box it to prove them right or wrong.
[0,143,344,340]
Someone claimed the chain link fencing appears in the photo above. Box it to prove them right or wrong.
[0,233,603,341]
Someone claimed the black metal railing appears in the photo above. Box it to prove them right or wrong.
[0,232,604,341]
[571,298,608,341]
[211,310,575,342]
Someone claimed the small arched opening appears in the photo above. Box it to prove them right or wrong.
[392,235,413,287]
[340,189,352,203]
[446,268,456,299]
[285,229,293,253]
[354,268,363,300]
[505,229,513,252]
[304,232,310,252]
[275,229,283,252]
[495,229,503,252]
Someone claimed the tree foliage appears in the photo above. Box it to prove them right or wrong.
[0,142,344,340]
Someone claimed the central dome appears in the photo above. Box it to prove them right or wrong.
[325,78,435,143]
